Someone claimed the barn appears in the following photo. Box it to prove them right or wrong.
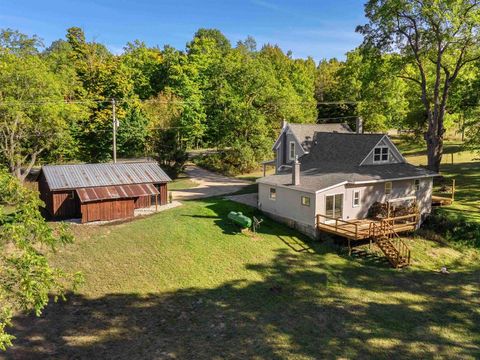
[38,162,171,223]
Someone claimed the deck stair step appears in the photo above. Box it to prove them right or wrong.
[375,237,410,268]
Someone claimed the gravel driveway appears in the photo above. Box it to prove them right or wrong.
[171,165,252,200]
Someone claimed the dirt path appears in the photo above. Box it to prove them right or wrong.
[171,165,252,200]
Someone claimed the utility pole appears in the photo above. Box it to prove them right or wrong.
[112,98,117,163]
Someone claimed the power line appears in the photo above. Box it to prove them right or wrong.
[0,98,363,106]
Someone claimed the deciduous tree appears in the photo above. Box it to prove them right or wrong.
[358,0,480,171]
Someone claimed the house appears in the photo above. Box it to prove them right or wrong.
[257,131,437,243]
[271,121,353,173]
[38,162,171,223]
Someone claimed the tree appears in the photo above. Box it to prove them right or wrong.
[64,27,139,161]
[358,0,480,172]
[0,28,41,56]
[0,49,83,180]
[0,168,82,349]
[121,40,163,100]
[189,28,231,54]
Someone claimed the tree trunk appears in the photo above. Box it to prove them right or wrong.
[425,111,444,173]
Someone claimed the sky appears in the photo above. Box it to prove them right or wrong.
[0,0,366,61]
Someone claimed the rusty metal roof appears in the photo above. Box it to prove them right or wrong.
[41,162,171,191]
[76,183,159,203]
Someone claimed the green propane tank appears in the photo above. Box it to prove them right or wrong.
[227,211,252,228]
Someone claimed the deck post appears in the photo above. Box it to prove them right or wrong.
[452,179,455,202]
[348,238,351,256]
[155,194,158,211]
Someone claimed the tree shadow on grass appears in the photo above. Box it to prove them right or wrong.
[7,249,480,359]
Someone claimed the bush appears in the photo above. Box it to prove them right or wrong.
[195,145,260,176]
[421,209,480,248]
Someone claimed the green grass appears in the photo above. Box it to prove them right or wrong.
[393,137,480,223]
[168,173,199,191]
[8,199,480,359]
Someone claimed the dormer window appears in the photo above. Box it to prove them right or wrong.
[289,142,295,161]
[374,146,389,163]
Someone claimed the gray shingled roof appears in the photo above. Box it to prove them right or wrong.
[41,162,171,190]
[259,133,437,192]
[259,163,436,192]
[301,132,385,167]
[288,123,352,151]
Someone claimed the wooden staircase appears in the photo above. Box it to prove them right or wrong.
[371,221,411,268]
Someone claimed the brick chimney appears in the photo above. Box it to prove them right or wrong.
[292,155,300,186]
[356,117,363,134]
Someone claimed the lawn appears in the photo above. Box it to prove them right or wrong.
[393,137,480,223]
[8,198,480,359]
[168,173,200,191]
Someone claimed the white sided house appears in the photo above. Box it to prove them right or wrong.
[257,132,437,245]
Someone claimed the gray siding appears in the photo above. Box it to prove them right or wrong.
[316,178,433,222]
[258,183,316,237]
[275,130,306,168]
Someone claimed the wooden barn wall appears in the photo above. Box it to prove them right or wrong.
[81,199,134,223]
[38,172,53,217]
[134,183,168,208]
[52,191,81,219]
[135,195,151,209]
[159,183,168,205]
[38,177,169,221]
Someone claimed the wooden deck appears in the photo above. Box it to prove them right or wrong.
[316,213,418,241]
[432,195,453,207]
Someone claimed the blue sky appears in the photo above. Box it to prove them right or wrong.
[0,0,366,61]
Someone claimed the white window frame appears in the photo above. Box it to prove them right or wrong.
[373,146,389,163]
[68,190,75,200]
[301,196,310,207]
[414,179,420,191]
[352,190,360,207]
[289,141,295,161]
[385,181,392,195]
[269,187,276,200]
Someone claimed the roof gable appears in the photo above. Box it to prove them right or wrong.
[41,162,171,190]
[359,135,406,166]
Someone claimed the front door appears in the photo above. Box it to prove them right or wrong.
[325,194,343,222]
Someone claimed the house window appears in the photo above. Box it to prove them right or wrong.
[289,141,295,161]
[269,188,276,200]
[353,190,360,207]
[414,179,420,191]
[374,146,389,163]
[301,196,310,206]
[385,181,392,195]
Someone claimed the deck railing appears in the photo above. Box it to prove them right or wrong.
[316,214,360,239]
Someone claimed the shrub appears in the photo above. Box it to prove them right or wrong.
[421,209,480,248]
[195,145,261,176]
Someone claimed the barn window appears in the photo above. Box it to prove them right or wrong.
[385,182,392,195]
[301,196,310,206]
[374,147,389,163]
[269,188,276,200]
[68,191,75,200]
